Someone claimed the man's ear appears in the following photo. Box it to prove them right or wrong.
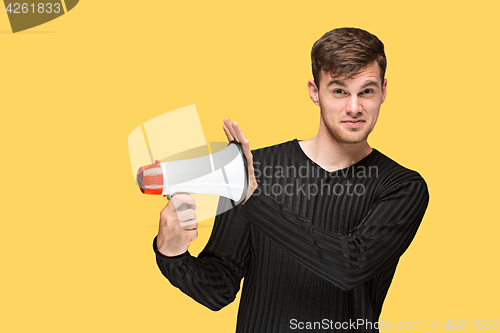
[308,80,320,106]
[381,78,387,103]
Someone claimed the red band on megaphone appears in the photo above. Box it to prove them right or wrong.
[137,163,164,195]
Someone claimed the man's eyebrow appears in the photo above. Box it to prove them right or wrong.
[326,79,346,88]
[326,79,381,89]
[361,80,380,89]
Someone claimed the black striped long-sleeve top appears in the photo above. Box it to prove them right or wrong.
[153,139,430,332]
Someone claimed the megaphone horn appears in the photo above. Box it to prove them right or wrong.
[136,141,248,205]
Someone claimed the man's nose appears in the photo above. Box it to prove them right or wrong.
[345,95,362,115]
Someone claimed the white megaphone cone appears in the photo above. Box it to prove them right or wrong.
[136,141,249,205]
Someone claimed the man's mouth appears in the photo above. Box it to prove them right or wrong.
[341,119,365,128]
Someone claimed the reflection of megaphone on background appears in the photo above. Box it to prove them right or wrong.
[136,141,248,205]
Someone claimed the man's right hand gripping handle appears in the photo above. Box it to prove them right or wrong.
[156,193,198,257]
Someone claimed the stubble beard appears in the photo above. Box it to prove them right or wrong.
[320,107,370,144]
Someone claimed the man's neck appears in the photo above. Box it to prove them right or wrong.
[298,134,373,172]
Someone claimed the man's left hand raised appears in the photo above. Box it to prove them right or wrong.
[223,117,258,205]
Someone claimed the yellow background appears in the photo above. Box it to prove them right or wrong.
[1,1,499,332]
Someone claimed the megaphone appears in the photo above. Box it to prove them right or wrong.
[136,140,248,205]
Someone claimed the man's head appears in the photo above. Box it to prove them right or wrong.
[308,28,387,145]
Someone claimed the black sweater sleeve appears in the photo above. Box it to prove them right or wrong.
[153,195,251,311]
[239,178,429,291]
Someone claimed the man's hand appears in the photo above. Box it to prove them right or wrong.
[156,193,198,257]
[223,118,258,205]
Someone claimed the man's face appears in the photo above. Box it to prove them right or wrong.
[308,61,387,145]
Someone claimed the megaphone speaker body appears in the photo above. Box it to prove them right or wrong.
[137,141,248,205]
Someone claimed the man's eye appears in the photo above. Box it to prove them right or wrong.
[333,89,345,95]
[361,89,374,95]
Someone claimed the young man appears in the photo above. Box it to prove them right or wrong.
[153,28,429,332]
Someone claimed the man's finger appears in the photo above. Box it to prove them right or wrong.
[177,208,196,223]
[232,121,246,142]
[224,118,238,142]
[171,194,197,210]
[223,123,234,141]
[237,139,251,168]
[185,228,198,242]
[180,220,198,230]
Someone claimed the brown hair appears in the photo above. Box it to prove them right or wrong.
[311,27,387,89]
